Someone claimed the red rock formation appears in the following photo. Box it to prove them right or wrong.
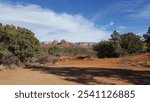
[52,40,59,45]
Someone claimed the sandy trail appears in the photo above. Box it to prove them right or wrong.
[0,68,77,85]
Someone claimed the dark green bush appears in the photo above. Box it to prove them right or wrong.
[0,23,41,65]
[94,41,126,58]
[94,32,144,58]
[0,46,12,64]
[120,32,143,54]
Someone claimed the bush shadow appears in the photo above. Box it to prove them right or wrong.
[26,65,150,85]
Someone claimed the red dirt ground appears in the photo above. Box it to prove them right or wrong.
[0,53,149,85]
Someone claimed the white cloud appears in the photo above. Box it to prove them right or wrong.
[129,4,150,19]
[110,21,114,26]
[0,2,110,42]
[100,21,114,30]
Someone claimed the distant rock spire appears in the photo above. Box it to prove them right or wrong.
[52,40,59,45]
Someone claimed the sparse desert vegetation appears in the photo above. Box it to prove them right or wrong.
[0,23,150,85]
[0,53,150,85]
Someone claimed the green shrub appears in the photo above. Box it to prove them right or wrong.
[120,32,143,54]
[48,46,63,56]
[0,47,12,64]
[0,23,41,65]
[94,41,126,58]
[48,46,96,57]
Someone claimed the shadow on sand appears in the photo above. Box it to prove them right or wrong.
[26,65,150,85]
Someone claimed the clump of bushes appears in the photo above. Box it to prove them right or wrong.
[94,31,144,58]
[120,32,143,54]
[48,46,96,57]
[94,41,126,58]
[0,23,41,67]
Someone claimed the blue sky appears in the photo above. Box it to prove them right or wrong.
[0,0,150,42]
